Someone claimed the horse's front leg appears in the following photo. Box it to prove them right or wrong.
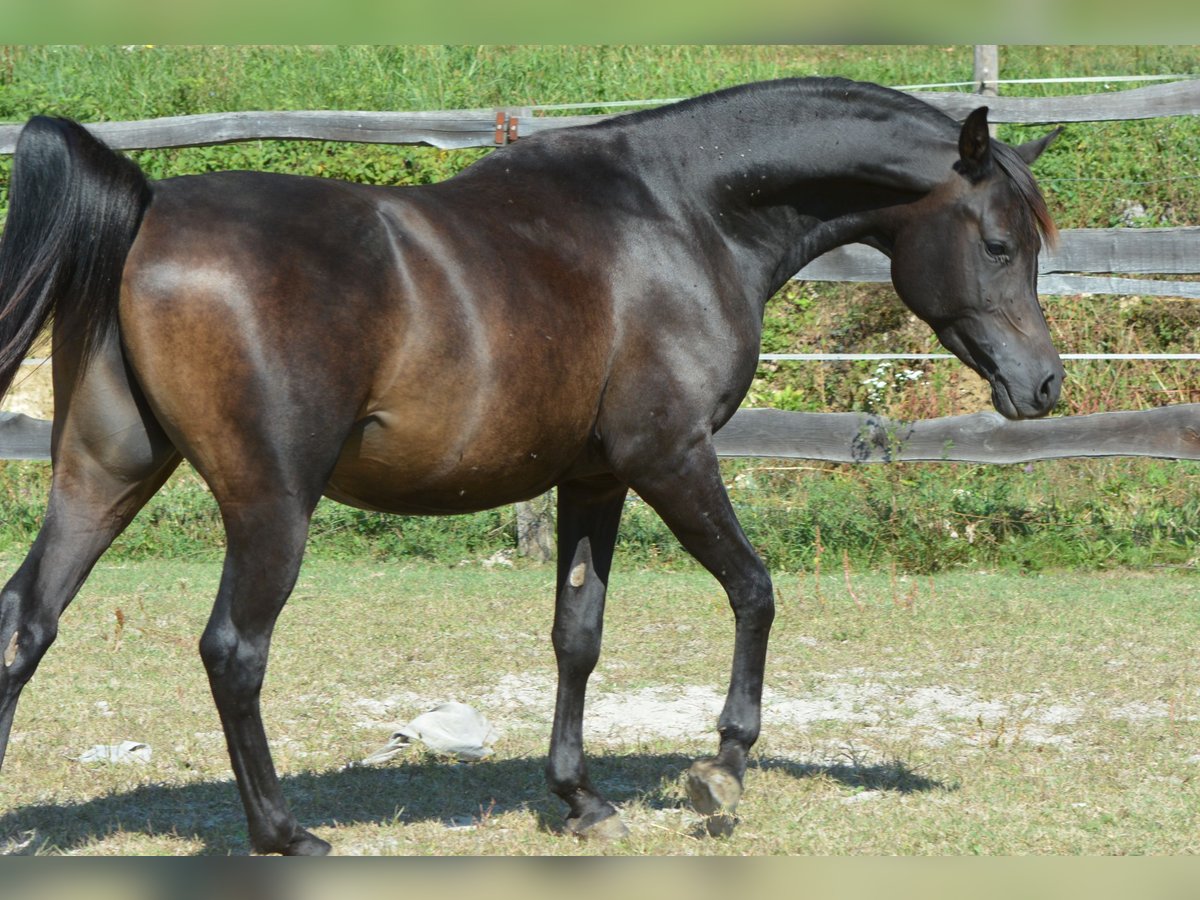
[623,437,775,837]
[546,477,628,839]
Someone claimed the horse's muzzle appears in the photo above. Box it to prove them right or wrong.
[989,363,1063,420]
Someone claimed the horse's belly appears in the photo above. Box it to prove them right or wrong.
[323,410,590,515]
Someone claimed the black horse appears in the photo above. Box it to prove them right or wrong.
[0,78,1062,854]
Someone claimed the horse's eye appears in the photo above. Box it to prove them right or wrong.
[984,240,1009,260]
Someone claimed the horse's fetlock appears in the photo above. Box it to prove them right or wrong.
[545,764,589,801]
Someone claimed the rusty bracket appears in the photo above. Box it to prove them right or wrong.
[493,110,520,145]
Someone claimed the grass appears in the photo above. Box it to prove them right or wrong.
[6,453,1200,575]
[0,559,1196,855]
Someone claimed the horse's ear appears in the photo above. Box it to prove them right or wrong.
[955,107,992,181]
[1013,126,1063,166]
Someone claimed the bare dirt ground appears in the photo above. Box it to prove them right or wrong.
[347,671,1183,764]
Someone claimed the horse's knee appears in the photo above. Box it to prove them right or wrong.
[199,620,260,683]
[200,615,272,692]
[551,619,603,671]
[198,619,235,675]
[732,570,775,631]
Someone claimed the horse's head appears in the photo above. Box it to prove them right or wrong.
[889,108,1063,420]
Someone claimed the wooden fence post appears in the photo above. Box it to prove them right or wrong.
[974,44,1000,137]
[515,492,554,562]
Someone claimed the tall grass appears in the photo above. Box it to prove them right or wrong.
[2,454,1198,574]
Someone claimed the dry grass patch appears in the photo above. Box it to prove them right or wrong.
[0,559,1196,854]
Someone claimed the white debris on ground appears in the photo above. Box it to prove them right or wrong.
[361,701,496,764]
[77,740,152,764]
[480,550,514,569]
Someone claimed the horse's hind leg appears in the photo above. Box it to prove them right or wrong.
[620,439,774,837]
[546,476,628,839]
[0,346,181,771]
[197,485,328,856]
[168,391,347,854]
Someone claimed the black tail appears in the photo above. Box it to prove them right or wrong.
[0,116,151,399]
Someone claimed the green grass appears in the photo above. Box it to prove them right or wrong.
[4,453,1200,574]
[0,560,1196,855]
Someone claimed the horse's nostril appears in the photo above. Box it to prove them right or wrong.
[1038,371,1059,403]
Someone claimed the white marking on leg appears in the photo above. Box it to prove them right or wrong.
[3,631,18,667]
[569,563,587,588]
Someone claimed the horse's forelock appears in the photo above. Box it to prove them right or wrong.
[993,142,1058,249]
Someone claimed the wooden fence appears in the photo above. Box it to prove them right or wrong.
[2,77,1200,476]
[3,78,1198,154]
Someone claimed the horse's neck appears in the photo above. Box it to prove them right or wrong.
[644,81,958,195]
[616,82,961,294]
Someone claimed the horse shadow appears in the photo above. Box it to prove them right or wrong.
[0,751,948,855]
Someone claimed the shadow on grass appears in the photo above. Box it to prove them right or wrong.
[0,751,948,855]
[755,755,949,794]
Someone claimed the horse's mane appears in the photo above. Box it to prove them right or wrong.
[617,77,949,129]
[604,77,1059,246]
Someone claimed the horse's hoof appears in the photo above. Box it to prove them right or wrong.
[282,829,333,856]
[566,809,629,841]
[702,812,738,838]
[686,758,742,838]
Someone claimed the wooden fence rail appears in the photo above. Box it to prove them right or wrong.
[3,80,1199,154]
[6,405,1200,466]
[712,405,1200,464]
[797,227,1200,299]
